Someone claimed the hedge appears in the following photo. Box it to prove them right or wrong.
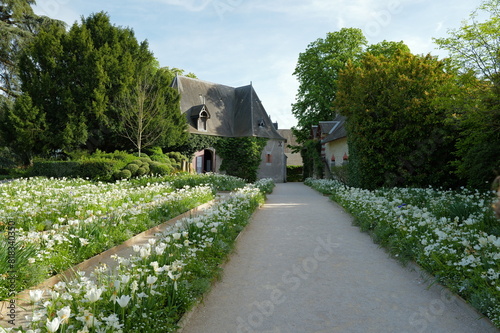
[31,159,118,180]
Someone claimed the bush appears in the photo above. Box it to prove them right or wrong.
[31,159,117,180]
[136,167,148,176]
[287,165,303,182]
[149,161,173,175]
[117,169,132,179]
[331,165,349,185]
[125,163,140,175]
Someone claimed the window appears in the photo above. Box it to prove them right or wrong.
[198,110,209,131]
[266,154,272,164]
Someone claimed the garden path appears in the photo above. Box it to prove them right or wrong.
[179,182,498,333]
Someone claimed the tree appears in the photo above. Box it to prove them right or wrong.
[119,69,187,156]
[0,94,47,165]
[18,12,157,152]
[434,0,500,80]
[292,28,367,143]
[334,50,458,189]
[0,0,58,101]
[453,74,500,189]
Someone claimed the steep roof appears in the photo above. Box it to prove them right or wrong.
[321,114,347,143]
[171,76,284,140]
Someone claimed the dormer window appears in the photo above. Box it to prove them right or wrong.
[258,119,265,128]
[190,105,211,132]
[199,110,209,131]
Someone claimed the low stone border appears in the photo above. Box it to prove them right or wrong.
[0,199,217,329]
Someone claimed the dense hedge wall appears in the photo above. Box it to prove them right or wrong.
[31,159,118,180]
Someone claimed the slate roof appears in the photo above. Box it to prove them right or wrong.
[171,76,285,141]
[321,114,347,143]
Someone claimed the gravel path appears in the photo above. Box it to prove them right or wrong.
[179,182,498,333]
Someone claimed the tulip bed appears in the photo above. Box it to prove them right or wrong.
[305,178,500,328]
[13,184,266,332]
[0,174,251,302]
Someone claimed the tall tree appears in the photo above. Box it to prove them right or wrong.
[292,28,367,142]
[119,68,187,156]
[434,0,500,80]
[0,0,57,101]
[334,50,458,189]
[18,12,158,152]
[0,94,47,165]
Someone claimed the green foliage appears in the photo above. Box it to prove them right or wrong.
[149,161,173,175]
[125,163,140,174]
[300,140,323,179]
[286,165,304,182]
[170,133,221,157]
[214,137,267,183]
[0,0,57,100]
[1,94,47,165]
[117,169,132,179]
[453,75,500,189]
[30,159,118,180]
[331,165,349,185]
[292,28,368,143]
[434,0,500,79]
[334,50,459,189]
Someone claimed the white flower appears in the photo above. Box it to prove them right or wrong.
[29,289,44,303]
[140,246,151,258]
[28,257,36,264]
[146,275,158,285]
[130,280,139,293]
[196,222,204,228]
[79,238,89,246]
[57,306,71,324]
[121,275,131,284]
[85,287,103,303]
[172,233,181,240]
[116,294,131,308]
[46,317,61,332]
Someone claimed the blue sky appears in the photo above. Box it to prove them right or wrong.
[33,0,480,129]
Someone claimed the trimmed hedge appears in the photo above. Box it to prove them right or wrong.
[31,159,117,180]
[287,165,304,182]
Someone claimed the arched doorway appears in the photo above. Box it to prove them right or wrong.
[203,149,214,173]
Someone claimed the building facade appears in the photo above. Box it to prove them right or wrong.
[172,76,287,183]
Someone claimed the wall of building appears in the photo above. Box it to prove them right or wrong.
[325,137,349,169]
[258,139,287,183]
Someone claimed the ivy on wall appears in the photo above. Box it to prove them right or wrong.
[300,139,323,179]
[214,137,268,183]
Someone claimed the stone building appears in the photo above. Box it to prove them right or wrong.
[172,76,287,182]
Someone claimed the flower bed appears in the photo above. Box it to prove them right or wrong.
[305,178,500,327]
[1,175,252,300]
[13,185,265,332]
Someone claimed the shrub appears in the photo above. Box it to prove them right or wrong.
[287,165,303,182]
[118,169,132,179]
[136,167,148,176]
[149,161,173,175]
[125,163,140,175]
[77,158,117,181]
[31,161,80,178]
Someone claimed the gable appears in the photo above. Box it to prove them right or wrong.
[172,76,285,141]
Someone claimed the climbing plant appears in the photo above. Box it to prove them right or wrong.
[214,137,267,183]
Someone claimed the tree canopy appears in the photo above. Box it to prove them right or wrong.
[435,0,500,79]
[291,28,367,143]
[334,50,458,189]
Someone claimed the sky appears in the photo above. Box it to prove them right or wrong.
[32,0,481,130]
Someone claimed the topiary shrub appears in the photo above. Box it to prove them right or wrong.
[117,169,132,179]
[125,163,140,175]
[136,167,147,176]
[149,161,172,175]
